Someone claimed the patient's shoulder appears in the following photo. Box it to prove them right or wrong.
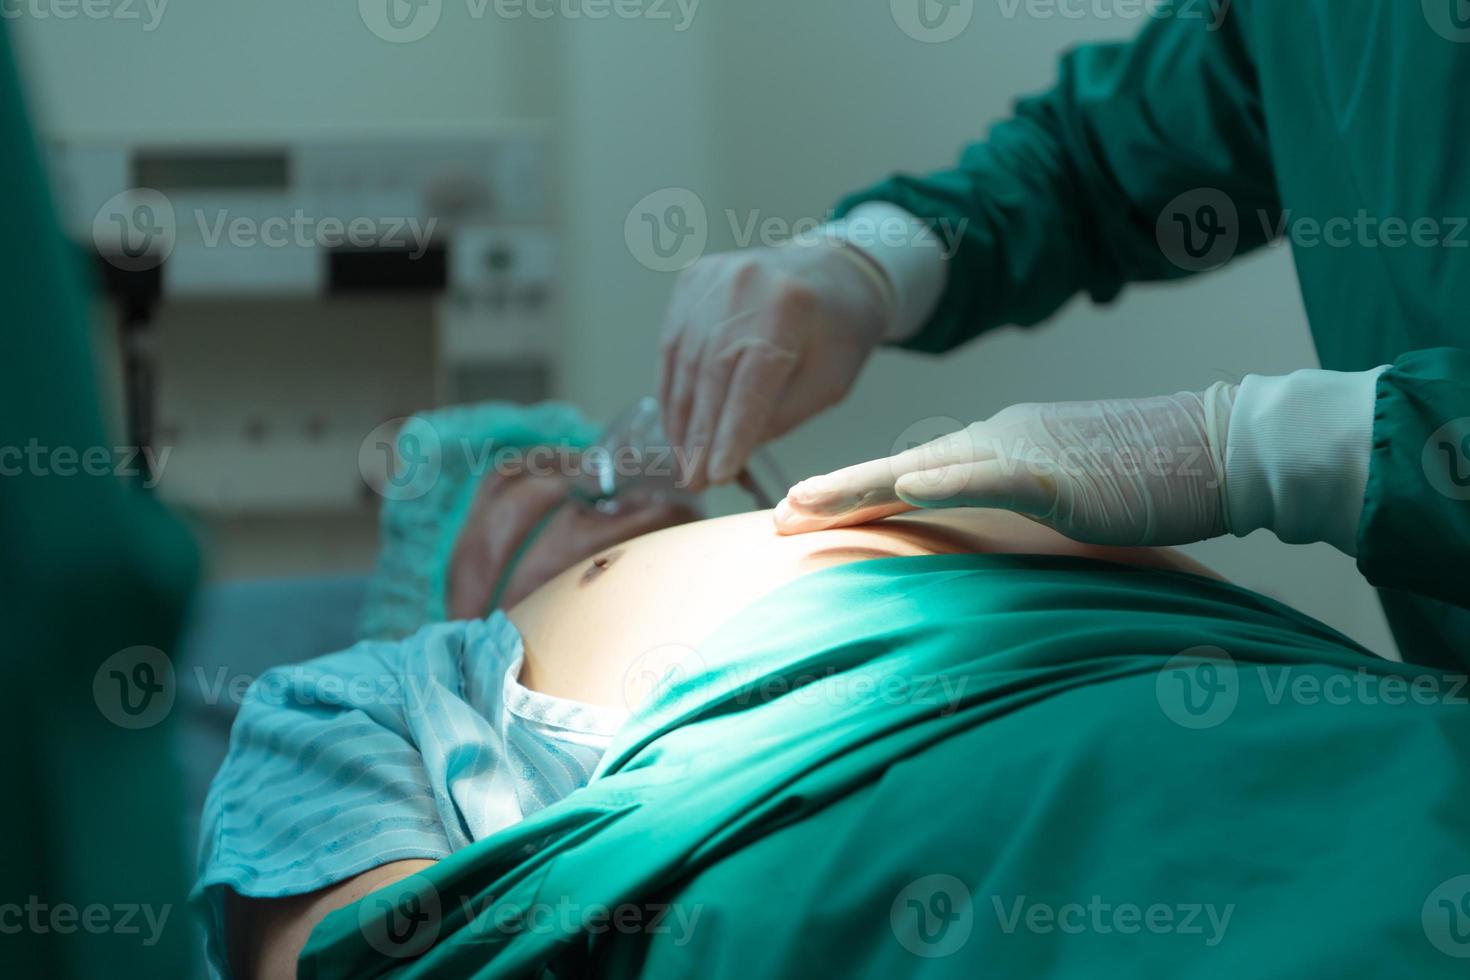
[227,860,436,980]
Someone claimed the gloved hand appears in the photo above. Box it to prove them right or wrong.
[773,383,1239,547]
[658,242,893,491]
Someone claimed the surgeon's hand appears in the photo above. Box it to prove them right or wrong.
[774,384,1240,547]
[659,243,893,491]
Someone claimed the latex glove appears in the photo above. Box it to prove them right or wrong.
[774,383,1239,547]
[658,242,893,491]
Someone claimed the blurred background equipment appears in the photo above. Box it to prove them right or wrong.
[50,128,560,575]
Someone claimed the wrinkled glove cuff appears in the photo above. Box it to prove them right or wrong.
[1225,366,1389,555]
[814,202,947,343]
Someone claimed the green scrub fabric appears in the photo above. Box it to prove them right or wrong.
[301,554,1470,978]
[0,24,198,980]
[835,0,1470,669]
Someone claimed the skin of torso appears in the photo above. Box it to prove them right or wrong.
[508,509,1218,708]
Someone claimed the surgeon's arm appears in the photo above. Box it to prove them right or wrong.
[1218,348,1470,670]
[838,4,1280,354]
[1352,349,1470,661]
[226,860,435,980]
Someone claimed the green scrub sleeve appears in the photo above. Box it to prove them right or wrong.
[1357,347,1470,670]
[835,9,1281,355]
[0,24,198,979]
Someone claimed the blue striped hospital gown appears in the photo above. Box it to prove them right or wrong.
[190,612,627,978]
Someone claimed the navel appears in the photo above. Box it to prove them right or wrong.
[579,549,623,586]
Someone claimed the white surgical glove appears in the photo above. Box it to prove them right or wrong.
[774,384,1240,547]
[658,240,894,491]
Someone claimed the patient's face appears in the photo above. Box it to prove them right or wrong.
[448,462,700,619]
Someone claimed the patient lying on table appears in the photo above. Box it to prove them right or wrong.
[198,401,1470,978]
[198,428,1215,980]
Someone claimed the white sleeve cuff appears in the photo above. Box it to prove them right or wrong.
[813,202,948,343]
[1225,365,1389,556]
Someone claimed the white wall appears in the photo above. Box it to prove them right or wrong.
[11,0,1396,653]
[553,9,711,417]
[12,0,559,133]
[11,1,563,580]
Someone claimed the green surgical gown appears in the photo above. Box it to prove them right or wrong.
[0,25,199,979]
[836,0,1470,670]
